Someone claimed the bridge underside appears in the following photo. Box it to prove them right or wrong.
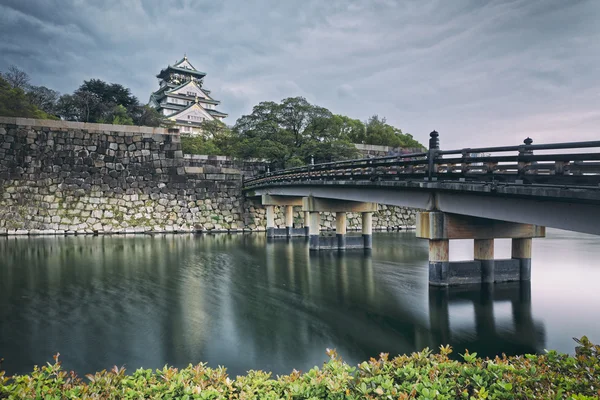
[248,182,600,235]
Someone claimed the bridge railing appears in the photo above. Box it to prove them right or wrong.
[244,132,600,189]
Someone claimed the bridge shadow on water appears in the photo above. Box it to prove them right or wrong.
[0,232,546,376]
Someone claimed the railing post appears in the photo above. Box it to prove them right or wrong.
[428,130,440,181]
[518,137,533,181]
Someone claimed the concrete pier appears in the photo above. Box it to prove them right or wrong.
[266,205,275,239]
[417,212,545,286]
[512,238,532,280]
[336,212,347,250]
[302,197,377,251]
[474,239,494,283]
[261,195,306,238]
[284,205,294,237]
[428,239,449,286]
[362,212,373,249]
[304,211,310,237]
[308,211,321,251]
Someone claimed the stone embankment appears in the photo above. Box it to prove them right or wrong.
[0,117,416,235]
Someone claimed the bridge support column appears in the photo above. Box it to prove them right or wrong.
[284,205,294,238]
[429,239,449,285]
[336,212,347,250]
[475,239,494,283]
[302,197,378,250]
[417,211,544,286]
[266,205,275,238]
[308,212,320,251]
[261,195,306,238]
[304,211,310,237]
[362,212,373,249]
[512,238,532,280]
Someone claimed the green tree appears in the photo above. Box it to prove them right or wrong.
[232,97,359,168]
[58,79,140,123]
[131,105,170,127]
[0,75,57,119]
[100,104,134,125]
[181,120,234,156]
[330,115,366,144]
[363,115,424,149]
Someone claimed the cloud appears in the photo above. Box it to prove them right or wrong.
[0,0,598,148]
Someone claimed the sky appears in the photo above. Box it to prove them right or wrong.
[0,0,598,148]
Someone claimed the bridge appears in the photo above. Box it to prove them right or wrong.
[243,132,600,286]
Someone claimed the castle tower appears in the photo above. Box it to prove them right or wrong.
[149,55,227,135]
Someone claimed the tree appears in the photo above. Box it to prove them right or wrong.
[1,65,30,90]
[232,97,359,168]
[328,115,366,143]
[363,115,424,149]
[73,90,101,122]
[131,105,170,127]
[100,104,134,125]
[0,75,57,119]
[59,79,141,123]
[27,85,60,115]
[180,120,236,156]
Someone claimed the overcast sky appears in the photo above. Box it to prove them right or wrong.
[1,0,598,147]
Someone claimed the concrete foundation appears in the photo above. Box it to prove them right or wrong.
[336,212,347,250]
[475,239,495,283]
[309,211,320,251]
[512,238,532,280]
[362,212,373,250]
[266,205,275,239]
[428,239,450,286]
[284,205,294,237]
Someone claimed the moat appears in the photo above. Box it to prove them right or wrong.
[1,230,599,376]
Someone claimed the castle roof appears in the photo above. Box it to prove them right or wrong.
[156,65,206,80]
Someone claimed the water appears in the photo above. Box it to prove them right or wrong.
[1,230,599,377]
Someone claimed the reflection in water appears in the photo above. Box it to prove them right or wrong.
[0,230,596,376]
[428,283,544,357]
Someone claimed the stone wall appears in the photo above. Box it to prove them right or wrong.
[0,118,416,235]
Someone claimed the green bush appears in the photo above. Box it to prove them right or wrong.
[1,337,599,399]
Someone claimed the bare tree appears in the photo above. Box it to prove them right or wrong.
[74,90,100,122]
[27,85,60,114]
[2,65,30,90]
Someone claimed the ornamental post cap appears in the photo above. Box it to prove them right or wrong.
[524,137,533,145]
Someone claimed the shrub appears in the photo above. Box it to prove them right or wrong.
[1,337,599,399]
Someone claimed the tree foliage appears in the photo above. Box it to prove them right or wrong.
[0,66,169,127]
[358,115,423,149]
[231,97,360,168]
[26,85,60,115]
[0,75,57,119]
[183,97,424,166]
[181,120,234,156]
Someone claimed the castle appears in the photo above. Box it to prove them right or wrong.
[149,55,227,134]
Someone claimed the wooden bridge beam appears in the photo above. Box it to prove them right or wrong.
[301,197,378,213]
[261,194,303,206]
